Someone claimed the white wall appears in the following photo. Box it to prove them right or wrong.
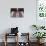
[0,0,36,42]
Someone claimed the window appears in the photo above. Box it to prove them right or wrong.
[37,0,46,18]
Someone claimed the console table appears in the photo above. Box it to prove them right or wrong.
[4,33,30,46]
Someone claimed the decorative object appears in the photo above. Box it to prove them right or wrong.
[32,24,45,30]
[10,8,24,17]
[33,32,46,39]
[33,32,46,43]
[32,24,38,30]
[11,27,18,34]
[40,26,45,29]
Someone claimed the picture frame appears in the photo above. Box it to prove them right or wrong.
[10,8,24,18]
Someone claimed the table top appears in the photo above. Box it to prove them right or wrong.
[5,33,17,36]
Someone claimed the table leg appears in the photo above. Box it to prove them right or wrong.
[4,34,7,46]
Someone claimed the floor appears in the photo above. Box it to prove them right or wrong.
[0,42,46,46]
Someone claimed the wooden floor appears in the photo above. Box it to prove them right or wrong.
[0,42,46,46]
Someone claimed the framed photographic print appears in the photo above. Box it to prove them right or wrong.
[10,8,24,18]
